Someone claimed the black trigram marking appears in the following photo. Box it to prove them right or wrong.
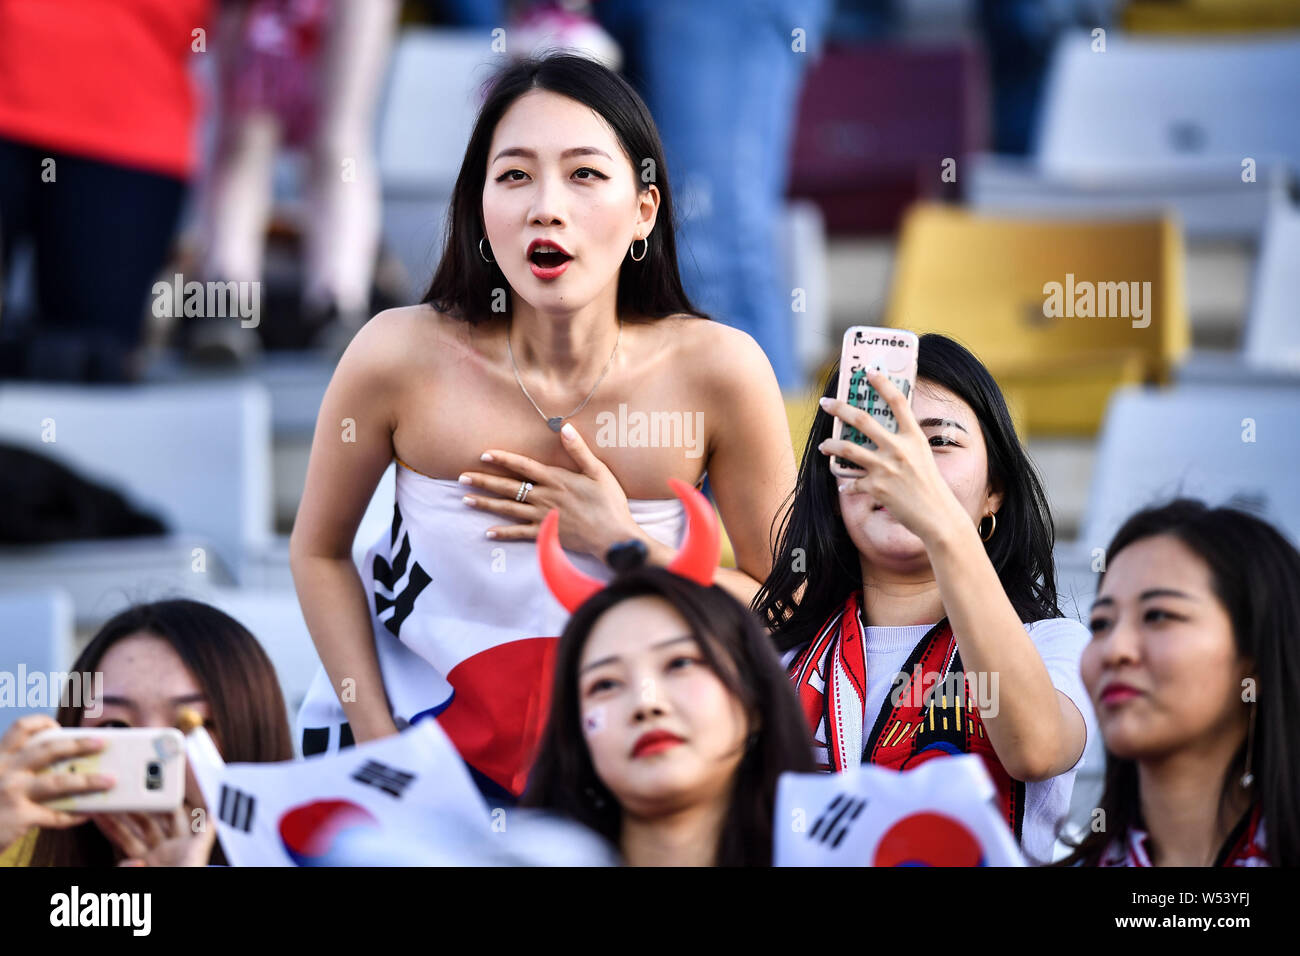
[218,784,256,832]
[373,503,431,638]
[301,723,355,757]
[808,793,867,848]
[350,759,415,798]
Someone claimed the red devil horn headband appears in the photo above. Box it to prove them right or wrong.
[538,477,721,612]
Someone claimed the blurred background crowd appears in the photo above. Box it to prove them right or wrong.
[1,0,1299,856]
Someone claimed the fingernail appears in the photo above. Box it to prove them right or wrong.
[561,423,577,440]
[485,530,497,539]
[92,774,115,787]
[462,496,476,507]
[480,453,493,462]
[81,737,105,749]
[458,474,472,485]
[818,396,832,409]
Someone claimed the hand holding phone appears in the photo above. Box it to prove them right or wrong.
[830,327,919,479]
[0,716,114,850]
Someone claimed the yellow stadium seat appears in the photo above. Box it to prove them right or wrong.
[883,203,1189,436]
[1124,0,1300,33]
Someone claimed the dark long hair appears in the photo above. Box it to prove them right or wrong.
[423,53,705,325]
[754,333,1060,653]
[1059,500,1300,867]
[30,599,293,866]
[522,567,815,866]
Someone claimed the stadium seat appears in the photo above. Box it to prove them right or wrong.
[787,41,988,235]
[1055,384,1300,624]
[376,28,501,294]
[1243,197,1300,372]
[1123,0,1300,33]
[884,203,1189,435]
[1035,32,1300,181]
[0,381,272,623]
[0,588,75,737]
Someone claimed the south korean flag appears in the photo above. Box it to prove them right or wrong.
[774,755,1025,867]
[186,719,493,866]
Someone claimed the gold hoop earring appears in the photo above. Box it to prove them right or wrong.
[629,237,648,262]
[479,237,494,263]
[980,512,997,542]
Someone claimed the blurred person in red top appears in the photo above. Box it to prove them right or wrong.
[0,0,214,383]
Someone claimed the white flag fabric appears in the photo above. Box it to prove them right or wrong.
[774,755,1026,866]
[186,719,617,866]
[186,719,493,866]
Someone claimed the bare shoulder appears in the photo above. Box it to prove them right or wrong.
[656,316,778,398]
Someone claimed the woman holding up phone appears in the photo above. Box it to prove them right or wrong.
[753,332,1096,864]
[1,599,292,867]
[290,54,795,801]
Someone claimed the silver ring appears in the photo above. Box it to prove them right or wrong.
[516,481,534,503]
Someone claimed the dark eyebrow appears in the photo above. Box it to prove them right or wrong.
[491,146,613,164]
[98,693,207,707]
[1090,589,1197,613]
[580,635,695,673]
[918,418,968,433]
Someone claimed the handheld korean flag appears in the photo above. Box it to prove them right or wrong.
[774,755,1025,866]
[185,718,492,866]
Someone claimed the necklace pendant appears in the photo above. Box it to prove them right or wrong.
[547,417,564,432]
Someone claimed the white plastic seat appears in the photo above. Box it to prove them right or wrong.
[0,588,75,736]
[1036,32,1300,180]
[377,28,502,293]
[1244,197,1300,372]
[0,381,273,622]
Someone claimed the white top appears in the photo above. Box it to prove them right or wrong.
[783,617,1097,865]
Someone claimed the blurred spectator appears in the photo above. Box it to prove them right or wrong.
[595,0,833,388]
[1,599,293,867]
[189,0,400,363]
[0,0,214,383]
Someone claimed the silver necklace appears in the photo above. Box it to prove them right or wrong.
[507,320,621,432]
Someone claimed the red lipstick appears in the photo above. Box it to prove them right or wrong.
[631,729,685,759]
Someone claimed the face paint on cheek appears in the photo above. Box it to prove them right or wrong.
[582,706,606,737]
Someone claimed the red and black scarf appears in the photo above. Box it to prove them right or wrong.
[1098,803,1270,867]
[787,591,1026,840]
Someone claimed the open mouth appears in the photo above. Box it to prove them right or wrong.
[529,249,572,268]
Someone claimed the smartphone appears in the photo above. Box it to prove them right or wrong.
[32,727,186,813]
[830,326,919,479]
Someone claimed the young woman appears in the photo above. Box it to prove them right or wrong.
[290,54,795,801]
[1,599,293,867]
[1064,500,1300,867]
[523,481,815,866]
[754,333,1095,864]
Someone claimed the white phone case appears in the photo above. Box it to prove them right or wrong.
[33,727,187,813]
[830,326,919,478]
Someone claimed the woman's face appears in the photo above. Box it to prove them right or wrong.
[577,596,749,820]
[838,379,1000,572]
[1082,535,1251,762]
[482,89,659,316]
[81,632,214,806]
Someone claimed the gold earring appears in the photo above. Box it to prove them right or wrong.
[980,512,997,542]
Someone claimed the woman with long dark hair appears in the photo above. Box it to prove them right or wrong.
[1062,500,1299,866]
[3,599,292,866]
[291,54,795,802]
[523,482,815,865]
[753,333,1094,863]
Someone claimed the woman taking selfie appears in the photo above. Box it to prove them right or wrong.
[523,481,815,866]
[1063,500,1299,867]
[754,333,1095,863]
[1,599,292,867]
[290,54,795,801]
